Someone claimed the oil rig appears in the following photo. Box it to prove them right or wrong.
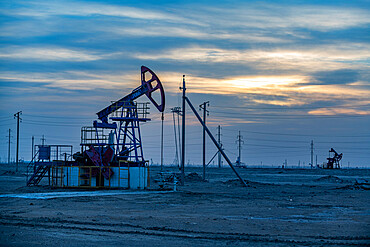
[26,66,165,189]
[320,148,343,169]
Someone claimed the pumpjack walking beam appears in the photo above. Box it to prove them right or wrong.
[96,66,165,124]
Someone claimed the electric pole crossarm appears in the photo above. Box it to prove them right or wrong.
[185,97,248,187]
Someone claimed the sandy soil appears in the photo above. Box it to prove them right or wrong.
[0,164,369,246]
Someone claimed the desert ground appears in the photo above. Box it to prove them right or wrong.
[0,164,369,246]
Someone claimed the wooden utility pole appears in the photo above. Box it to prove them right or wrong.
[14,111,22,172]
[7,129,12,165]
[199,101,209,181]
[180,75,186,185]
[31,136,34,161]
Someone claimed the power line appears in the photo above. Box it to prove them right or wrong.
[211,103,370,110]
[223,129,370,138]
[22,113,91,119]
[22,121,82,127]
[211,110,368,119]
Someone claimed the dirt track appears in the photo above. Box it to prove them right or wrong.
[0,165,369,246]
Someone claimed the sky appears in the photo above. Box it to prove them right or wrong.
[0,0,369,168]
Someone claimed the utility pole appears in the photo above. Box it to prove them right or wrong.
[41,135,46,146]
[14,111,22,172]
[236,131,244,166]
[199,101,209,181]
[7,129,12,165]
[31,136,34,161]
[315,155,317,168]
[217,125,222,168]
[180,75,186,185]
[160,112,164,172]
[310,140,314,169]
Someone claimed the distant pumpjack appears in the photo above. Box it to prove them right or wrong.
[326,148,342,169]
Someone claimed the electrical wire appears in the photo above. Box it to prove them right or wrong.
[222,129,370,138]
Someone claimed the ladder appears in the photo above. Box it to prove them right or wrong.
[119,160,129,188]
[27,163,51,186]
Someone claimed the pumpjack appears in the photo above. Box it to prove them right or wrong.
[78,66,165,174]
[326,148,342,169]
[27,66,165,187]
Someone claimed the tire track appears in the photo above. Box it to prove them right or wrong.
[0,216,368,246]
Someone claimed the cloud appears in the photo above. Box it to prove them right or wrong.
[133,43,370,73]
[0,47,110,61]
[312,69,359,85]
[2,69,368,115]
[308,108,369,116]
[110,26,287,43]
[284,6,370,31]
[0,70,139,90]
[3,1,369,44]
[3,0,200,25]
[192,4,370,31]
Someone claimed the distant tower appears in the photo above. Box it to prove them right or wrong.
[41,135,46,146]
[310,140,314,168]
[236,131,244,165]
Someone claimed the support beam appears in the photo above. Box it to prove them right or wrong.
[171,108,179,167]
[185,97,248,187]
[217,125,222,168]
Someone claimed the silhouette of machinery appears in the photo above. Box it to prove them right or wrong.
[326,148,342,169]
